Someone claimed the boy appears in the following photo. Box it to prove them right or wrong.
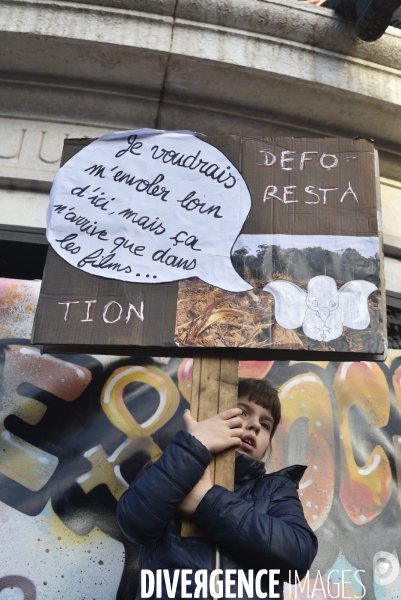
[117,378,318,599]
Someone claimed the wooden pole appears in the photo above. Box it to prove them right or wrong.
[181,354,238,537]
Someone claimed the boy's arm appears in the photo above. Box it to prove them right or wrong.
[117,407,243,546]
[116,430,212,546]
[116,429,215,546]
[192,479,318,578]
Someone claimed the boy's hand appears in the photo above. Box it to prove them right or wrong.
[183,408,244,454]
[178,466,212,518]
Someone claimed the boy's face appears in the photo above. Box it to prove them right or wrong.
[237,396,273,461]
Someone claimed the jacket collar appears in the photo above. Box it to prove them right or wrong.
[235,452,308,486]
[234,451,266,484]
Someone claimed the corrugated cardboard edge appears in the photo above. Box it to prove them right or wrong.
[375,149,388,360]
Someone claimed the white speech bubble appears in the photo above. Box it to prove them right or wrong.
[46,129,252,292]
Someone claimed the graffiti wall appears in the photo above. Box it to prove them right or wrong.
[0,278,400,599]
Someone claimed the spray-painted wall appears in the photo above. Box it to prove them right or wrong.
[0,278,400,600]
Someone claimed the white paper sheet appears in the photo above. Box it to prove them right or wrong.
[47,129,252,292]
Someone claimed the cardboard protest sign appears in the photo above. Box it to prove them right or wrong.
[32,131,386,360]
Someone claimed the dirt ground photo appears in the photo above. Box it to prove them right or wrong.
[174,235,384,353]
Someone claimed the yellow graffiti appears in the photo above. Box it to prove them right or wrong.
[333,362,391,524]
[392,365,401,414]
[271,372,335,530]
[77,443,136,500]
[101,365,179,442]
[0,345,91,491]
[77,365,180,499]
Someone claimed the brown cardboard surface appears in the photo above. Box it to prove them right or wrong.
[34,247,178,347]
[32,135,386,359]
[241,137,377,236]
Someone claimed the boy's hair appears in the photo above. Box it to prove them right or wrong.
[238,378,281,441]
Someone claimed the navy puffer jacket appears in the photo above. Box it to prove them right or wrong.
[117,430,318,599]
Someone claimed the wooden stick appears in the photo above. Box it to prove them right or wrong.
[181,354,238,537]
